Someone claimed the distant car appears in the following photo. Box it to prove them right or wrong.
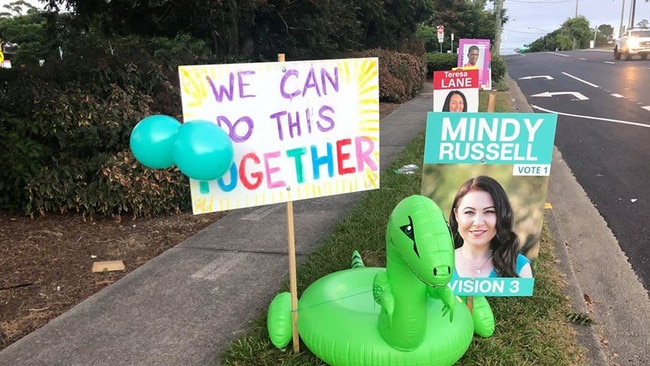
[614,28,650,60]
[515,44,529,54]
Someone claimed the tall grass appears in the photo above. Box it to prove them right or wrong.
[219,91,589,366]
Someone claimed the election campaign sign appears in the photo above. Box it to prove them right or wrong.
[421,112,558,296]
[457,39,492,90]
[433,69,479,112]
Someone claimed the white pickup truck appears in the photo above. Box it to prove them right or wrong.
[614,28,650,60]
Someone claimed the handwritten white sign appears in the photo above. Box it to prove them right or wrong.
[179,58,380,214]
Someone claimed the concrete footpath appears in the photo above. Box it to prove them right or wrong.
[1,79,649,365]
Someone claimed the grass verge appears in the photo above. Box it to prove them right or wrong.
[219,91,589,366]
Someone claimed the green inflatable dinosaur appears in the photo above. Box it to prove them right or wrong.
[267,195,484,365]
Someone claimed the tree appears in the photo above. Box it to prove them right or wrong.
[528,29,572,52]
[34,0,435,61]
[594,24,614,46]
[0,9,49,65]
[416,24,438,53]
[562,16,591,50]
[424,0,500,53]
[359,0,435,50]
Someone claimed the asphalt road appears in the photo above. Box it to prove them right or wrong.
[506,50,650,291]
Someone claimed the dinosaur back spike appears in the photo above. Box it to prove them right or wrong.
[351,250,365,268]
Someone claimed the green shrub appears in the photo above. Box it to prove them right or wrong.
[425,52,459,76]
[94,151,191,217]
[1,39,432,217]
[350,48,427,103]
[490,53,507,88]
[0,35,200,216]
[26,151,190,218]
[0,126,50,210]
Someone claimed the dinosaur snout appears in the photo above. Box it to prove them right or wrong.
[431,265,452,285]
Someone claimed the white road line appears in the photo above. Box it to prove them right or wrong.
[579,57,587,60]
[518,75,554,80]
[549,52,570,57]
[642,106,650,112]
[612,94,625,98]
[562,72,599,88]
[604,61,615,64]
[532,105,650,128]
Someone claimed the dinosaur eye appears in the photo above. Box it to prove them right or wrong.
[399,216,420,257]
[399,216,415,241]
[399,216,415,240]
[402,224,413,236]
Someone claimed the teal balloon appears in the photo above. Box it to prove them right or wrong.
[130,115,181,169]
[173,120,234,181]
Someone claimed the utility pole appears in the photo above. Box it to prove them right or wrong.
[629,0,637,29]
[572,0,579,50]
[619,0,627,38]
[493,0,504,57]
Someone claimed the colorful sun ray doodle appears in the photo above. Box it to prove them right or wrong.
[178,58,380,214]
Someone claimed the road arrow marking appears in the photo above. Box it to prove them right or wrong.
[518,75,554,80]
[530,91,589,100]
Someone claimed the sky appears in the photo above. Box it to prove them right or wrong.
[1,0,46,12]
[500,0,650,54]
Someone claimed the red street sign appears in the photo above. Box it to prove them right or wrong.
[437,25,444,33]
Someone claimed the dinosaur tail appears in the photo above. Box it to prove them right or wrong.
[267,292,293,349]
[351,250,365,269]
[464,295,495,338]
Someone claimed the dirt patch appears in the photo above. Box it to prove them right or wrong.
[0,211,227,349]
[0,102,402,351]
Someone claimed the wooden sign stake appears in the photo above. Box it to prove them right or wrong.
[278,53,300,353]
[487,91,496,112]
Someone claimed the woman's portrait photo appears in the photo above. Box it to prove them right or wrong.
[442,90,468,112]
[449,175,533,279]
[421,165,549,279]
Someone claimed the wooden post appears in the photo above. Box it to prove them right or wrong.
[487,91,496,113]
[286,198,299,352]
[278,52,300,353]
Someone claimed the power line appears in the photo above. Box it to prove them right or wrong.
[507,0,572,3]
[503,28,550,34]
